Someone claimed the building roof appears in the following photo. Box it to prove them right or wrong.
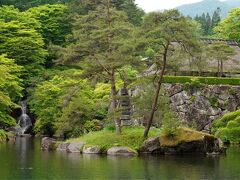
[200,38,239,46]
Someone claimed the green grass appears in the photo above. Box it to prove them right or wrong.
[67,126,161,151]
[212,110,240,143]
[162,76,240,85]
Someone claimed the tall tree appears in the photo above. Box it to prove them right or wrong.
[141,10,198,137]
[56,0,136,134]
[68,0,144,26]
[27,4,72,46]
[0,55,23,129]
[214,8,240,43]
[208,42,235,77]
[0,6,47,78]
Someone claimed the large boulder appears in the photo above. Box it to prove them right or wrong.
[107,147,137,156]
[159,128,225,155]
[67,142,85,153]
[41,137,57,151]
[138,128,226,155]
[139,137,161,154]
[56,142,70,152]
[83,145,102,154]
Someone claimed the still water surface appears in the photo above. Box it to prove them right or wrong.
[0,137,240,179]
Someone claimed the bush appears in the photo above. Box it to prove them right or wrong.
[161,112,181,137]
[212,110,240,143]
[104,124,116,132]
[84,120,103,133]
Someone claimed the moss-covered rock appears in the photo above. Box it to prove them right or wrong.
[140,128,225,155]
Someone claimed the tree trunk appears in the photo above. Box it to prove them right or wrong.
[110,69,121,135]
[217,60,220,77]
[144,45,169,138]
[220,60,223,77]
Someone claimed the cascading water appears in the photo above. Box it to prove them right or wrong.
[17,101,32,135]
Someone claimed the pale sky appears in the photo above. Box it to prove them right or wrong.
[135,0,223,12]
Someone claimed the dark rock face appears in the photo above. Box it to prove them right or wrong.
[139,137,162,154]
[107,147,137,156]
[41,137,57,151]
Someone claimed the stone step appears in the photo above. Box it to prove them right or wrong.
[121,115,131,120]
[121,120,132,126]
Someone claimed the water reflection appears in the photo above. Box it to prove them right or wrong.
[0,138,240,179]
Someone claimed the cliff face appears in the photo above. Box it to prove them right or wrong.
[164,84,240,132]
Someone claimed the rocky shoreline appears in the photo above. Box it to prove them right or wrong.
[41,128,226,156]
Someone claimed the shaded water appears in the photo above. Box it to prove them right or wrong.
[0,137,240,179]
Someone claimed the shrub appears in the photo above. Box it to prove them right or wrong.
[209,96,218,107]
[104,124,116,132]
[212,110,240,143]
[84,120,103,133]
[161,112,181,137]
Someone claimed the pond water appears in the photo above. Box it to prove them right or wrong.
[0,137,240,179]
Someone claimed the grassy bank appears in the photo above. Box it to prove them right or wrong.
[162,76,240,85]
[212,110,240,143]
[67,127,161,151]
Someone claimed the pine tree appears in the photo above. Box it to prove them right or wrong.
[56,0,136,134]
[141,10,198,137]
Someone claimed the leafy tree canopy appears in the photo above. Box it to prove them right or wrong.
[0,55,23,129]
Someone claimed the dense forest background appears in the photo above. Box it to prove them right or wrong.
[1,0,240,138]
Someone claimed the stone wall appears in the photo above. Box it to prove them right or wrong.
[163,84,240,132]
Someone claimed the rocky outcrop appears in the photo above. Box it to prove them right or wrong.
[83,145,102,154]
[107,147,137,156]
[165,84,240,132]
[139,137,161,153]
[56,142,70,152]
[41,137,57,151]
[67,142,85,153]
[139,128,226,155]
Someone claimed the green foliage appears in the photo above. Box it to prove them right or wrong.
[161,112,181,137]
[161,76,240,85]
[209,96,219,107]
[68,126,161,151]
[215,8,240,43]
[0,0,66,11]
[194,8,221,36]
[212,110,240,142]
[27,4,72,45]
[0,55,23,129]
[0,130,9,142]
[132,82,170,127]
[84,120,103,133]
[68,0,144,26]
[29,69,109,137]
[0,6,47,77]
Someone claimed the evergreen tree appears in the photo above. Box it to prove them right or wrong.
[212,7,221,27]
[141,10,198,137]
[56,0,136,134]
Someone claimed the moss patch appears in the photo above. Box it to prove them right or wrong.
[212,110,240,143]
[160,127,214,147]
[67,127,161,151]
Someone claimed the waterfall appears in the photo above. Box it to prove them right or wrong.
[17,101,32,135]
